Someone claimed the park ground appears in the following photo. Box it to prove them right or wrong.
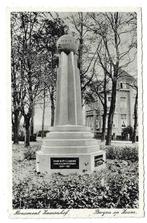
[12,139,139,209]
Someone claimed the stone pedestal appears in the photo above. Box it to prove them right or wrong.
[36,35,106,174]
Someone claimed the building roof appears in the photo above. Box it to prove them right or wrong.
[118,69,136,82]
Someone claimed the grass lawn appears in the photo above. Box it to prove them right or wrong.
[12,141,139,209]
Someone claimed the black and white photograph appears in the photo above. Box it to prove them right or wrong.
[9,8,143,218]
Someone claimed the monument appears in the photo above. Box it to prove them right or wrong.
[36,34,106,174]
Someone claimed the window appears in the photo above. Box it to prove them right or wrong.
[120,96,127,109]
[120,82,127,89]
[120,96,126,100]
[108,97,111,101]
[121,114,127,119]
[120,83,123,89]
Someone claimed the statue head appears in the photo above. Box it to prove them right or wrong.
[57,34,78,54]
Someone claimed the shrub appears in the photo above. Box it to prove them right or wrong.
[24,149,36,160]
[101,145,138,162]
[12,144,41,161]
[24,146,40,160]
[37,130,50,137]
[122,125,133,141]
[12,169,138,209]
[12,143,139,209]
[12,134,37,142]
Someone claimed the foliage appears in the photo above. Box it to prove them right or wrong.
[23,148,38,160]
[122,125,133,140]
[12,143,41,162]
[102,144,138,162]
[12,161,138,209]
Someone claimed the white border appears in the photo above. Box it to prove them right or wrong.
[0,0,146,222]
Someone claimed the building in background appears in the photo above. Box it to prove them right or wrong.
[85,71,138,140]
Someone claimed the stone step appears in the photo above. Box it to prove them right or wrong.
[46,131,93,139]
[49,125,91,132]
[42,138,98,147]
[41,145,100,154]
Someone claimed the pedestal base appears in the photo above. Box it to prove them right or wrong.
[36,150,106,174]
[36,125,106,174]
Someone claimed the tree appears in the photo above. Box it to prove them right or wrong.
[11,12,44,146]
[132,86,138,143]
[11,12,66,146]
[126,80,138,143]
[91,57,112,142]
[86,73,110,141]
[11,48,22,144]
[41,88,46,138]
[19,12,42,147]
[34,14,66,126]
[101,69,108,141]
[87,12,137,145]
[11,13,24,144]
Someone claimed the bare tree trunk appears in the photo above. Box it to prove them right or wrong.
[78,13,84,76]
[101,107,107,142]
[24,115,31,147]
[132,90,138,143]
[13,110,19,144]
[101,71,107,142]
[12,64,20,144]
[50,86,55,127]
[42,89,46,138]
[30,106,34,136]
[79,37,83,76]
[51,100,55,126]
[106,79,117,145]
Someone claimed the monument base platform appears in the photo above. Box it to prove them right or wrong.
[36,125,106,174]
[36,150,106,174]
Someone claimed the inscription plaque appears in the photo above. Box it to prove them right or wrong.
[51,157,79,169]
[94,155,104,167]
